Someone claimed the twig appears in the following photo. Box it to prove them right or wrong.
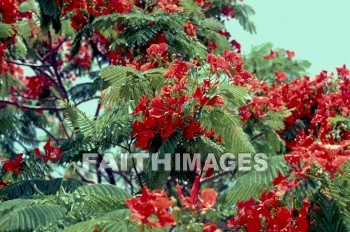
[0,100,66,111]
[200,169,236,184]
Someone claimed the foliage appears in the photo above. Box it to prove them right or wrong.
[0,0,349,231]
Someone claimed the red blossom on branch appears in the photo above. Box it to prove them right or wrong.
[176,176,218,212]
[34,139,63,163]
[71,10,88,30]
[125,186,175,228]
[203,222,222,232]
[2,154,23,174]
[157,0,183,13]
[227,190,310,232]
[286,50,296,59]
[184,21,198,37]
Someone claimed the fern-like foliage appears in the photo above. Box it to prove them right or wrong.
[63,209,136,232]
[0,22,15,39]
[0,202,66,232]
[141,130,183,189]
[0,178,84,200]
[200,108,255,154]
[0,111,23,137]
[224,156,289,204]
[309,193,349,232]
[70,184,131,217]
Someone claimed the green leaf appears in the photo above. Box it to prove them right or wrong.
[13,36,27,58]
[264,109,292,130]
[0,23,15,39]
[233,4,256,34]
[0,199,37,215]
[224,156,289,204]
[217,84,249,107]
[100,66,145,104]
[71,184,131,215]
[0,180,47,200]
[19,1,38,13]
[60,100,96,135]
[64,209,135,232]
[200,109,255,153]
[35,0,61,33]
[309,193,349,232]
[0,204,66,231]
[0,111,23,137]
[141,131,182,189]
[200,18,224,31]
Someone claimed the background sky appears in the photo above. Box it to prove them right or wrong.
[226,0,350,75]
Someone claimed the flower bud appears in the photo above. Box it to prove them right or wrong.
[136,222,144,232]
[173,206,181,222]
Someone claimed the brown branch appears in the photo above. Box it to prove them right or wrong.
[6,60,52,68]
[0,100,66,111]
[250,131,265,142]
[75,169,96,184]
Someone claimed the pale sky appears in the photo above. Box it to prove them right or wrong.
[226,0,350,75]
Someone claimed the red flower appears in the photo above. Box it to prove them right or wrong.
[125,186,175,228]
[275,71,288,82]
[71,11,88,30]
[164,61,190,81]
[192,87,225,107]
[264,50,279,60]
[0,0,19,24]
[203,223,222,232]
[336,64,349,79]
[60,0,87,15]
[34,139,63,163]
[176,176,218,212]
[227,190,310,232]
[157,0,183,13]
[146,43,168,58]
[231,40,241,53]
[207,41,217,52]
[23,74,53,99]
[286,50,296,59]
[110,0,133,14]
[0,181,9,189]
[222,5,235,18]
[2,154,23,174]
[184,21,198,37]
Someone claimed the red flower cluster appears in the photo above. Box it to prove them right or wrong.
[264,49,296,60]
[184,21,198,37]
[285,140,350,179]
[275,71,288,82]
[222,5,235,18]
[61,0,132,17]
[125,186,175,228]
[71,11,88,30]
[206,50,259,91]
[157,0,183,13]
[336,64,350,78]
[286,50,296,59]
[132,93,187,149]
[0,0,19,24]
[22,74,53,99]
[2,154,23,174]
[227,190,310,231]
[34,139,63,163]
[132,58,225,149]
[146,43,168,59]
